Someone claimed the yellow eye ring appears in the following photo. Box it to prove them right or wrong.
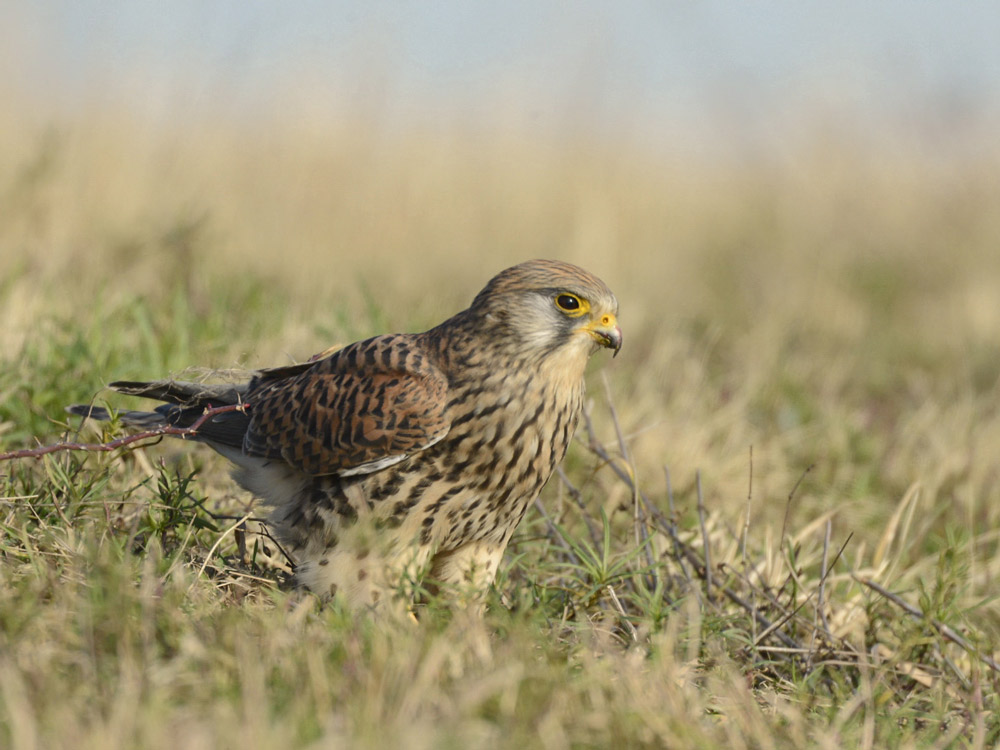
[554,293,589,316]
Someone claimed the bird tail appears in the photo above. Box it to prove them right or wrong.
[67,379,251,449]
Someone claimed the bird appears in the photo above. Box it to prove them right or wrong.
[69,259,621,609]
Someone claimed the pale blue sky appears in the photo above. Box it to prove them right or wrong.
[5,2,999,154]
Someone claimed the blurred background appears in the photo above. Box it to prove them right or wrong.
[3,2,1000,535]
[6,2,1000,154]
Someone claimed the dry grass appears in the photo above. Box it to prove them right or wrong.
[2,101,1000,747]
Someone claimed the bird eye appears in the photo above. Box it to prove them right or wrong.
[555,294,582,312]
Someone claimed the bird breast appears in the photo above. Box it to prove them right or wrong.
[358,365,585,551]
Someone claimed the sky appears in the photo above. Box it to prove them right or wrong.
[5,2,1000,155]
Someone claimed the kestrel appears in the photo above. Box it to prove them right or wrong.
[70,260,621,608]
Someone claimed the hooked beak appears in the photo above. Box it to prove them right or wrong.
[587,314,623,357]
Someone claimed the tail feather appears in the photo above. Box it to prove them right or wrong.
[66,404,176,430]
[67,378,252,449]
[109,379,247,406]
[66,404,113,421]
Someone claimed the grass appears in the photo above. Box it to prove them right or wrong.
[3,106,1000,747]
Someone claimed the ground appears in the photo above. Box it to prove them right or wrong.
[1,110,999,748]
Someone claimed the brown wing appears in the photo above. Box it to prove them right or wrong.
[243,334,450,476]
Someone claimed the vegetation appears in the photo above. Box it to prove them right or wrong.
[2,108,1000,748]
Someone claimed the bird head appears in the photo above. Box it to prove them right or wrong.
[472,260,622,362]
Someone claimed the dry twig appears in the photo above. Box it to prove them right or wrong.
[0,403,248,462]
[856,576,1000,675]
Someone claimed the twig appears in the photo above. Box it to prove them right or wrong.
[556,466,601,550]
[600,381,658,592]
[741,445,753,566]
[0,403,248,462]
[779,463,814,551]
[720,584,801,650]
[600,384,640,543]
[696,471,712,599]
[663,465,696,596]
[191,512,253,591]
[606,584,639,643]
[571,406,854,661]
[251,520,296,569]
[742,446,757,655]
[728,533,854,646]
[855,576,1000,675]
[577,405,668,595]
[817,519,833,637]
[235,520,248,563]
[533,497,581,567]
[580,406,637,496]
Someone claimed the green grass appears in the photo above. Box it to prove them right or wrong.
[2,111,1000,747]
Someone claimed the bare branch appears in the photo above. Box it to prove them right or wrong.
[779,463,814,551]
[696,470,712,599]
[741,445,753,565]
[856,576,1000,675]
[817,519,833,637]
[606,584,639,643]
[0,403,247,462]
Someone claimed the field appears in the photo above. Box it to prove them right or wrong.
[2,107,1000,748]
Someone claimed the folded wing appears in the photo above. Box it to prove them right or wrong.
[243,334,451,476]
